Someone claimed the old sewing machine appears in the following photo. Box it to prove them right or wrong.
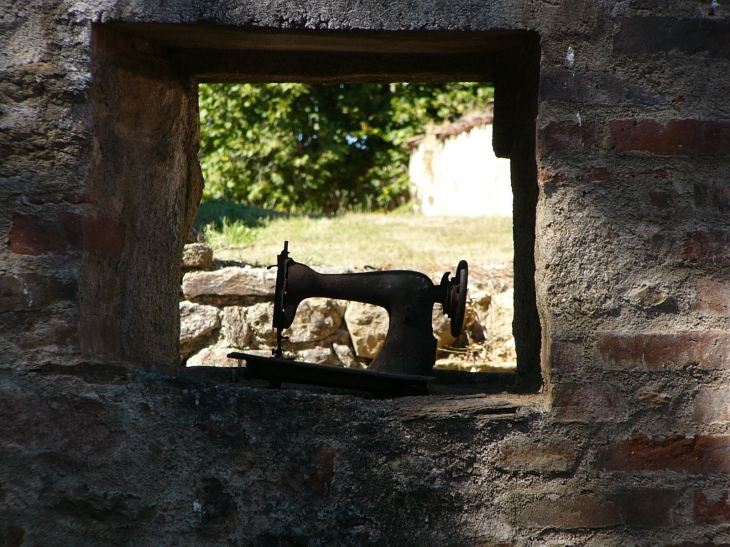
[229,242,468,394]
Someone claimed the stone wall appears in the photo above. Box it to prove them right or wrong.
[178,244,516,372]
[408,121,513,217]
[2,1,730,545]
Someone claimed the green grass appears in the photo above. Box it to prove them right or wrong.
[198,201,513,270]
[195,199,282,230]
[201,217,260,248]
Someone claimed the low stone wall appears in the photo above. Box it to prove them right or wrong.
[179,244,516,371]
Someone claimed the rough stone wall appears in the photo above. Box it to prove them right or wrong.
[80,25,203,371]
[178,248,515,371]
[1,8,203,372]
[2,1,730,545]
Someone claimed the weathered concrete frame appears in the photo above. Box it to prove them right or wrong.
[91,23,543,386]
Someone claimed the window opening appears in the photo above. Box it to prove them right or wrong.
[88,24,541,390]
[182,82,517,380]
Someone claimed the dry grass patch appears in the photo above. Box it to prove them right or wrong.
[207,212,513,271]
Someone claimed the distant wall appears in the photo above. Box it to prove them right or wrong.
[409,124,512,217]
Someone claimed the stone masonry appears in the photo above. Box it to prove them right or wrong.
[178,245,514,371]
[2,1,730,545]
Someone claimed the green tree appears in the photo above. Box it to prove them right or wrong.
[198,82,493,213]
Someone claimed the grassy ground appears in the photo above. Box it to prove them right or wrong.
[197,202,513,270]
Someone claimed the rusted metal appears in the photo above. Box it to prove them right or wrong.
[229,241,468,392]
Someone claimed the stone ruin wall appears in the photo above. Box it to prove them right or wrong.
[2,1,730,545]
[179,244,516,371]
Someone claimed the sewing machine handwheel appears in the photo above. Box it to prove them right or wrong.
[449,260,468,337]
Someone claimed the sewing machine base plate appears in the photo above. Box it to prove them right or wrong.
[228,352,434,395]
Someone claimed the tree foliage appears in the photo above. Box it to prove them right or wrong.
[198,83,494,213]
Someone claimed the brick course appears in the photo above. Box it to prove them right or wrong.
[597,434,730,474]
[693,388,730,425]
[517,489,677,529]
[649,231,730,263]
[552,383,626,422]
[538,121,596,156]
[694,491,730,525]
[8,213,82,256]
[596,332,730,370]
[610,120,730,156]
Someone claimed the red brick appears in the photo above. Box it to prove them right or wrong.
[518,493,622,529]
[693,388,730,425]
[551,383,625,422]
[692,280,730,315]
[538,121,596,156]
[496,437,579,474]
[614,488,678,527]
[550,341,583,372]
[650,230,730,263]
[610,120,730,156]
[675,231,730,262]
[538,168,565,184]
[597,331,730,370]
[0,273,77,313]
[597,434,730,474]
[83,216,126,260]
[694,181,730,214]
[694,491,730,525]
[16,315,79,351]
[576,167,611,183]
[649,191,672,210]
[0,390,121,457]
[517,489,676,529]
[679,231,730,261]
[8,213,82,255]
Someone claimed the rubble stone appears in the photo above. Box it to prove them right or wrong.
[287,298,347,343]
[294,346,340,365]
[333,342,363,369]
[221,306,251,348]
[179,301,220,345]
[344,302,389,359]
[186,344,240,367]
[181,243,214,270]
[432,306,456,349]
[182,267,276,300]
[246,301,278,347]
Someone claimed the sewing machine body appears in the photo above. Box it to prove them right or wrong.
[279,262,439,376]
[230,242,467,393]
